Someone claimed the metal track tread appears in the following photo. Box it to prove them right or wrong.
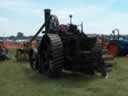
[40,34,64,78]
[92,42,115,77]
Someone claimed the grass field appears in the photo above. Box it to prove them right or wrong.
[0,50,128,96]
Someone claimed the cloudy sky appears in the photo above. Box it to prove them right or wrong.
[0,0,128,36]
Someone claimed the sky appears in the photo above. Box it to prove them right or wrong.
[0,0,128,36]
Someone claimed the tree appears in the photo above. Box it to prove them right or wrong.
[9,35,15,40]
[16,32,24,39]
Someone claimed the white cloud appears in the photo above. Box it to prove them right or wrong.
[0,0,128,36]
[0,17,9,22]
[85,12,128,35]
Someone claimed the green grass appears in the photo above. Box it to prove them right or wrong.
[0,49,128,96]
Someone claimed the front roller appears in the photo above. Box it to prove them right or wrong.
[38,34,64,78]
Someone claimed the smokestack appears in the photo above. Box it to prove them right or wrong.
[44,9,51,32]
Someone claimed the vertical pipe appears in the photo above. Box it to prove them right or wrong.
[117,29,120,40]
[44,9,51,32]
[81,22,83,33]
[69,14,72,24]
[112,30,115,40]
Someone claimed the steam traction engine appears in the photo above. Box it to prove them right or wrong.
[29,9,113,78]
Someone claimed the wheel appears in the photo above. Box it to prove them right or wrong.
[39,34,64,78]
[108,44,120,57]
[29,48,38,70]
[92,42,114,78]
[92,42,106,77]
